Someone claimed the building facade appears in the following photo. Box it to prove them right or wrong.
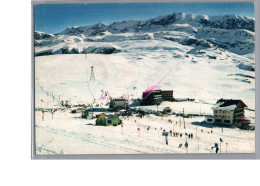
[205,99,247,125]
[96,113,121,126]
[161,90,174,101]
[140,89,162,105]
[141,89,174,105]
[109,99,128,110]
[213,109,235,125]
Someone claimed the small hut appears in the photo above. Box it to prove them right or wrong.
[96,113,121,126]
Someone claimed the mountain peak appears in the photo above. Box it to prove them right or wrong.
[57,12,254,36]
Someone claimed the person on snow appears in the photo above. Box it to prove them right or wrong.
[165,136,168,145]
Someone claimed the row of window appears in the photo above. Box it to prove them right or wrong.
[214,110,231,114]
[162,94,172,96]
[214,119,231,123]
[214,115,231,118]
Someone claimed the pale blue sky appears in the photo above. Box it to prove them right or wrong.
[35,3,255,34]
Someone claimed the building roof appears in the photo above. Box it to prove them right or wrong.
[97,113,119,121]
[111,98,127,101]
[216,99,247,107]
[161,90,173,93]
[142,85,161,99]
[212,99,247,111]
[104,114,119,119]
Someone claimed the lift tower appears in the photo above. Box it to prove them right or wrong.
[90,66,95,81]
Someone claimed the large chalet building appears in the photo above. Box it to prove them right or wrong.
[205,99,248,125]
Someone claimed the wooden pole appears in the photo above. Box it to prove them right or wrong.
[226,143,228,153]
[196,125,198,138]
[182,108,185,129]
[42,110,44,121]
[173,122,174,135]
[198,137,200,151]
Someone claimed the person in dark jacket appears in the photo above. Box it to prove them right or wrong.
[165,136,168,145]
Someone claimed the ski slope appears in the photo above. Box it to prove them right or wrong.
[35,110,255,154]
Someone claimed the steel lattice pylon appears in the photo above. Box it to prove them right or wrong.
[90,66,95,81]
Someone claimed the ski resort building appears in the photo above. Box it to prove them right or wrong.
[161,90,174,101]
[109,99,128,111]
[205,99,248,126]
[140,89,174,105]
[96,113,121,126]
[141,89,163,105]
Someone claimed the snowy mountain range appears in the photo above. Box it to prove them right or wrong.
[59,13,255,34]
[35,12,255,57]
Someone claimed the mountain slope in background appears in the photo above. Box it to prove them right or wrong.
[34,12,255,110]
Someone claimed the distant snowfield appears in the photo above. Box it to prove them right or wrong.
[35,49,255,110]
[34,47,255,154]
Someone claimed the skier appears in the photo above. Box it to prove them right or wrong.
[216,147,219,153]
[165,135,168,145]
[215,143,219,153]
